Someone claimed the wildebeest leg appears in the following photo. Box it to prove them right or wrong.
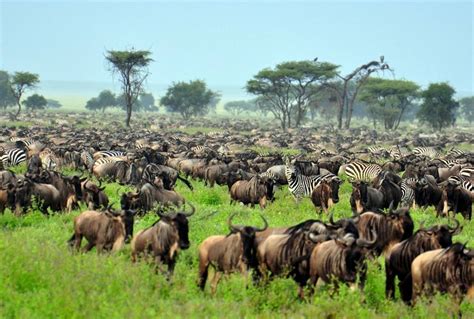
[82,241,95,252]
[198,259,209,291]
[399,274,413,304]
[210,271,222,295]
[74,233,83,251]
[385,263,396,299]
[167,260,176,281]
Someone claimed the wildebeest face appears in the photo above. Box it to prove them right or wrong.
[330,179,341,203]
[174,213,190,250]
[239,226,257,265]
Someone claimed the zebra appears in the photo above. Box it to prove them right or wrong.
[0,148,27,167]
[447,148,467,157]
[366,146,389,159]
[400,179,416,208]
[412,147,439,159]
[285,163,340,202]
[345,161,382,182]
[93,150,126,160]
[81,151,94,170]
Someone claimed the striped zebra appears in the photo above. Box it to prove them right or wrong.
[345,161,382,182]
[285,163,340,201]
[447,148,467,157]
[412,147,439,159]
[400,179,416,208]
[0,148,27,167]
[460,167,474,179]
[81,151,94,170]
[367,146,389,159]
[94,156,127,167]
[93,150,126,160]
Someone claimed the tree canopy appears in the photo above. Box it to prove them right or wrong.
[85,90,118,112]
[46,99,62,109]
[0,71,16,109]
[359,78,420,130]
[417,82,459,130]
[10,72,40,118]
[105,49,153,127]
[224,100,257,115]
[160,80,219,120]
[24,94,47,110]
[246,60,339,129]
[459,96,474,124]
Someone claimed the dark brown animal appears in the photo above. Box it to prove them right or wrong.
[131,204,195,278]
[411,243,474,303]
[356,205,414,257]
[311,180,334,214]
[68,209,135,253]
[385,220,461,302]
[198,213,268,294]
[309,232,377,293]
[230,176,271,209]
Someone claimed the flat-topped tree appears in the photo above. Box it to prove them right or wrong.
[105,49,153,127]
[246,60,339,130]
[10,72,40,119]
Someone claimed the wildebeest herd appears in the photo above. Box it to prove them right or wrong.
[0,119,473,306]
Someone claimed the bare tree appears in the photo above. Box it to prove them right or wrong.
[326,58,392,129]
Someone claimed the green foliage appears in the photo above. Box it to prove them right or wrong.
[224,99,257,115]
[105,49,153,127]
[24,93,47,110]
[160,80,219,119]
[459,96,474,123]
[247,60,339,129]
[46,99,62,109]
[417,83,459,130]
[85,90,117,112]
[10,71,40,118]
[0,70,16,109]
[0,176,472,318]
[359,78,420,130]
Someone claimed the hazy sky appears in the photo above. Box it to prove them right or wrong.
[0,0,472,99]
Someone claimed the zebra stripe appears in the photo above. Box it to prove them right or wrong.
[345,161,382,182]
[96,150,126,158]
[81,151,94,169]
[0,148,27,167]
[285,164,339,199]
[400,180,415,208]
[412,147,439,159]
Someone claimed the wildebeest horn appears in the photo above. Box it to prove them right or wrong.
[254,214,268,232]
[388,201,394,213]
[448,218,461,235]
[228,212,241,233]
[183,202,195,217]
[356,230,377,248]
[308,232,328,243]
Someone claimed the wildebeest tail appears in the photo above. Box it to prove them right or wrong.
[177,174,193,191]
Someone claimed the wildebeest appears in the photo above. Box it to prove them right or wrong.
[11,177,62,215]
[131,204,195,278]
[350,181,384,213]
[311,179,335,214]
[68,208,135,253]
[411,243,474,303]
[385,220,461,302]
[356,205,414,257]
[437,181,472,220]
[81,179,109,210]
[257,220,331,298]
[414,175,442,208]
[309,232,377,293]
[230,175,273,209]
[93,160,129,184]
[198,213,268,294]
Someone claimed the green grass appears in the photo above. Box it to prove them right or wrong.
[0,169,473,318]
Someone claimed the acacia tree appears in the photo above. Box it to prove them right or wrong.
[417,82,459,130]
[160,80,219,119]
[0,71,16,110]
[359,78,420,130]
[224,100,256,115]
[24,94,47,110]
[459,96,474,124]
[105,49,153,127]
[246,60,338,130]
[10,72,40,119]
[325,57,392,129]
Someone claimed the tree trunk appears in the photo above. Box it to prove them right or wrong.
[14,99,21,120]
[125,103,132,127]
